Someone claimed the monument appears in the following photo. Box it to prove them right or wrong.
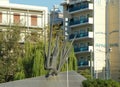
[44,5,76,77]
[0,16,86,87]
[0,5,86,87]
[44,30,76,77]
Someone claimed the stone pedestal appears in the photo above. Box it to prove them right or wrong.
[0,71,86,87]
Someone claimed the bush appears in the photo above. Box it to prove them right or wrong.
[82,79,120,87]
[79,69,91,79]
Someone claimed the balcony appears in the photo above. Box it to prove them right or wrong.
[69,0,92,5]
[78,60,89,67]
[69,3,93,14]
[69,32,93,40]
[74,46,93,54]
[69,17,93,28]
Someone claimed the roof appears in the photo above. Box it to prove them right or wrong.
[0,3,48,11]
[0,71,86,87]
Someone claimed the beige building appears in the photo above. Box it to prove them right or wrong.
[62,0,120,81]
[0,0,48,42]
[107,0,120,81]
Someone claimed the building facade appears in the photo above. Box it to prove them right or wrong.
[61,0,109,79]
[107,0,120,81]
[0,0,48,42]
[62,0,120,81]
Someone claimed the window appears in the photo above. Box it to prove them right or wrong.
[80,43,85,47]
[80,30,85,34]
[31,15,37,26]
[14,13,20,24]
[74,16,79,22]
[0,12,2,23]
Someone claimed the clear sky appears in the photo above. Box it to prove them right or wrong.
[9,0,63,10]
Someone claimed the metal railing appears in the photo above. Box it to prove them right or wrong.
[69,3,89,12]
[78,60,89,66]
[74,46,89,52]
[69,17,89,26]
[69,32,89,39]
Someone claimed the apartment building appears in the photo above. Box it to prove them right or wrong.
[61,0,120,81]
[107,0,120,81]
[0,0,48,42]
[61,0,107,79]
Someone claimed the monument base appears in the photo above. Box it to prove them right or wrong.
[0,71,86,87]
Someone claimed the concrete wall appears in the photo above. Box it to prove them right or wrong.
[107,0,120,81]
[93,0,106,79]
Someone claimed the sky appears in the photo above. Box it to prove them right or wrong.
[10,0,63,10]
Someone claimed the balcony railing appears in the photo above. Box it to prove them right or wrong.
[69,3,88,12]
[69,32,93,40]
[69,0,92,5]
[69,4,88,12]
[78,60,89,67]
[74,46,88,52]
[74,46,93,54]
[69,17,93,27]
[69,2,93,13]
[70,18,88,25]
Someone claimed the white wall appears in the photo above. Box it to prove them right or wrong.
[94,0,106,78]
[0,3,48,28]
[1,11,8,24]
[0,0,9,4]
[0,9,47,28]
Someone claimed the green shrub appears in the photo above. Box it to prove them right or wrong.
[82,79,120,87]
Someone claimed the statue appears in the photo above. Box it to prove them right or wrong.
[43,5,76,77]
[44,25,76,77]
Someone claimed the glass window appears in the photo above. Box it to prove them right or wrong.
[74,17,79,21]
[80,43,85,47]
[80,30,85,34]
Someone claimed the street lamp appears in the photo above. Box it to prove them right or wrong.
[105,48,112,80]
[94,48,112,79]
[106,0,112,80]
[90,50,93,79]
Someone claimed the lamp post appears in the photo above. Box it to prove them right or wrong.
[105,48,112,80]
[106,1,111,80]
[94,47,111,80]
[90,50,93,79]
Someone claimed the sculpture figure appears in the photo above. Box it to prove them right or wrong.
[44,25,76,77]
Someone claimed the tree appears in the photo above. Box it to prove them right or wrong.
[0,25,22,83]
[15,41,47,79]
[22,42,34,78]
[14,57,25,80]
[14,28,46,79]
[32,42,46,77]
[0,23,77,82]
[61,46,77,72]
